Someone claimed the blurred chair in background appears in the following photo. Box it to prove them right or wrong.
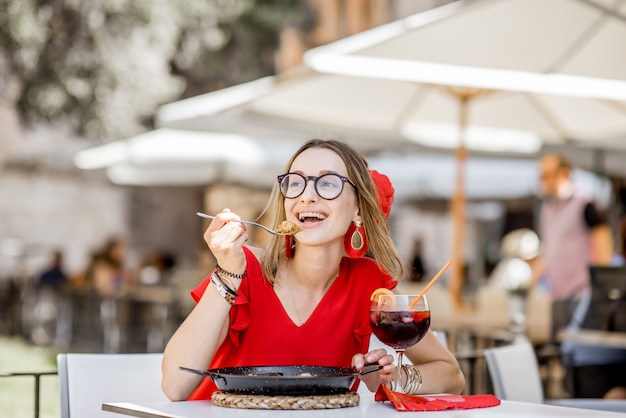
[484,342,626,413]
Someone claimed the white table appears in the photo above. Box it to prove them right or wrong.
[102,393,626,417]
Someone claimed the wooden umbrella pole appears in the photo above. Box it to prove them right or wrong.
[450,93,470,310]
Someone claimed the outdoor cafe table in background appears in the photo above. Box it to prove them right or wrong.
[102,393,626,418]
[559,329,626,350]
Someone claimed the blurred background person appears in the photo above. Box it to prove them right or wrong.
[138,250,177,286]
[87,238,133,352]
[532,153,613,341]
[562,212,626,399]
[534,153,623,399]
[32,249,71,346]
[561,262,626,398]
[37,249,68,288]
[89,238,133,297]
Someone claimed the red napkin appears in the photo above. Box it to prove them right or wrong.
[375,385,501,411]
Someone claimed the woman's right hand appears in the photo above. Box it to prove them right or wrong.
[203,209,248,280]
[352,349,395,392]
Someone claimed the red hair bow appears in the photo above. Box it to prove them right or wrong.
[370,170,394,219]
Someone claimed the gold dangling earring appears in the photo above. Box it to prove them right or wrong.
[344,220,368,258]
[351,220,364,251]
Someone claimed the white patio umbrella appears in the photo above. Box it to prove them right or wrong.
[369,154,538,200]
[73,128,300,186]
[300,0,626,306]
[74,127,547,199]
[156,0,626,307]
[159,0,626,158]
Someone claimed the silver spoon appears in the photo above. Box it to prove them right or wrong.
[196,212,292,236]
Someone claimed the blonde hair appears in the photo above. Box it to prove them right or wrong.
[260,139,404,283]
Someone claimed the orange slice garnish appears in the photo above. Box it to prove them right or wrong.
[370,288,396,309]
[370,287,394,302]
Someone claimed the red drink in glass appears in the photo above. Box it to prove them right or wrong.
[369,294,430,392]
[370,310,431,349]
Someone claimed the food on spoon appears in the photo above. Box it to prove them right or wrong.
[370,288,397,309]
[277,220,301,235]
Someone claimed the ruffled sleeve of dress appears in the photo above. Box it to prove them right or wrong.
[187,248,262,401]
[189,247,259,347]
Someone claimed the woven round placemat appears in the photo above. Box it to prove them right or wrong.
[212,392,360,410]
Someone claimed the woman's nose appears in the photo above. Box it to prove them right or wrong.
[299,180,319,201]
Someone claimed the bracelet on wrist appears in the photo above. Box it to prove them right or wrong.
[218,274,238,293]
[401,365,422,394]
[216,264,247,280]
[210,272,237,305]
[214,272,237,296]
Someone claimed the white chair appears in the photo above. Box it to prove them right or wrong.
[57,352,167,418]
[483,342,626,413]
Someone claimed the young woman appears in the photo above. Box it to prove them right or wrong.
[161,139,464,401]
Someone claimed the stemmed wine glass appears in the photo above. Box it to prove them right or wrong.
[370,294,431,392]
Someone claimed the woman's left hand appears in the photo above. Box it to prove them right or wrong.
[352,349,395,392]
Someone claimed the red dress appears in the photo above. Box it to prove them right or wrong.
[187,247,397,400]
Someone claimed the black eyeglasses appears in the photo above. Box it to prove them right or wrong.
[277,173,356,200]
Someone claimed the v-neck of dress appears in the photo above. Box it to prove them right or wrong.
[275,259,345,328]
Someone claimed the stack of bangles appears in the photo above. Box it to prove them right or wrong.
[401,364,423,394]
[210,265,247,305]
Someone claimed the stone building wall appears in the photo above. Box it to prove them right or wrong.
[0,171,128,279]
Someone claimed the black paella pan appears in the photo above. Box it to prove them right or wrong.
[179,364,381,396]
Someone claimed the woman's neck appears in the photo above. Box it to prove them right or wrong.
[289,246,342,292]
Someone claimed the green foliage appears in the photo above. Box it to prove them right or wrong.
[0,336,59,418]
[0,0,311,140]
